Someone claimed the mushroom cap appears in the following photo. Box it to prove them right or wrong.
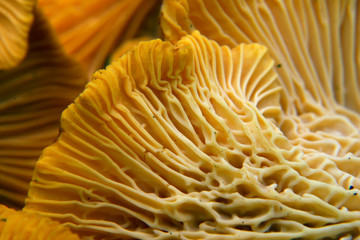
[0,0,35,69]
[160,0,360,114]
[0,204,80,239]
[24,31,360,239]
[38,0,161,77]
[0,9,87,208]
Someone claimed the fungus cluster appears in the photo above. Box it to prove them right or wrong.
[1,0,360,239]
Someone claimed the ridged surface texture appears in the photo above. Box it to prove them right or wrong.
[161,0,360,115]
[24,31,360,240]
[0,0,35,69]
[0,10,87,208]
[160,3,360,236]
[0,204,80,239]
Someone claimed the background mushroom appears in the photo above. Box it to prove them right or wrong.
[37,0,161,78]
[0,204,80,239]
[0,0,35,69]
[0,9,87,208]
[24,31,360,239]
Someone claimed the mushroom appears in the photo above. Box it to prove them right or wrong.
[0,9,87,208]
[38,0,162,78]
[0,0,36,69]
[160,0,360,195]
[24,31,360,239]
[0,204,80,239]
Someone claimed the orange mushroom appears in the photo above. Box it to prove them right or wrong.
[0,204,80,239]
[0,0,36,69]
[38,0,161,78]
[0,9,87,208]
[24,31,360,239]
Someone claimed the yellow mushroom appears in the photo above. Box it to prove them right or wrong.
[0,9,87,208]
[24,31,360,239]
[0,204,80,239]
[160,0,360,197]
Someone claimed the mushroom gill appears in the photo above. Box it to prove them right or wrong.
[24,31,360,239]
[0,0,35,69]
[38,0,161,78]
[160,0,360,198]
[161,0,360,114]
[0,9,87,208]
[0,204,80,239]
